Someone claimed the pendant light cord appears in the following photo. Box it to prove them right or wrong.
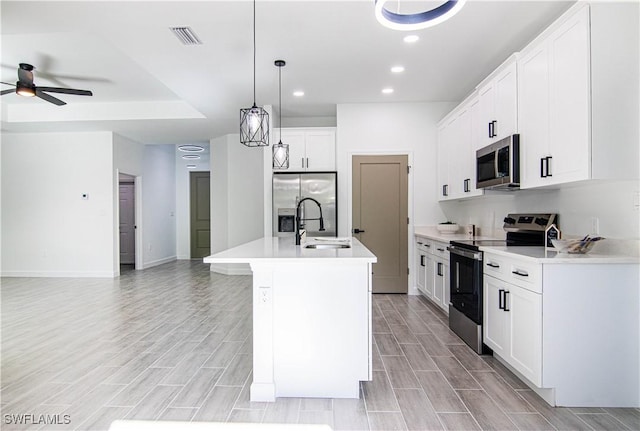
[252,0,257,106]
[278,64,282,133]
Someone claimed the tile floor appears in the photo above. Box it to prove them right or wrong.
[1,260,638,430]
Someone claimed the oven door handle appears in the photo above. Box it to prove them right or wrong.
[455,262,460,292]
[448,245,482,261]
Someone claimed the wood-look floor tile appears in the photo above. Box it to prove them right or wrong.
[390,324,419,344]
[203,341,243,368]
[447,344,493,371]
[362,370,400,412]
[518,390,593,431]
[372,343,385,372]
[394,388,443,430]
[404,315,432,334]
[75,406,132,431]
[333,396,369,431]
[576,413,631,430]
[157,407,196,421]
[428,323,465,345]
[456,389,518,430]
[604,408,640,429]
[298,410,334,427]
[508,412,557,430]
[415,334,451,357]
[261,397,302,424]
[437,412,481,430]
[227,408,265,423]
[400,344,438,371]
[381,356,420,389]
[374,333,403,356]
[432,356,481,390]
[107,367,171,407]
[170,367,223,408]
[414,371,467,413]
[382,309,407,326]
[124,385,182,420]
[482,356,530,390]
[470,371,535,413]
[151,340,199,368]
[192,385,242,422]
[162,351,212,385]
[216,353,252,386]
[300,398,333,411]
[373,316,392,334]
[368,412,408,431]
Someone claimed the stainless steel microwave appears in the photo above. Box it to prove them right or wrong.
[476,134,520,190]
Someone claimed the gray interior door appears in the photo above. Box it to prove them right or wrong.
[190,171,211,258]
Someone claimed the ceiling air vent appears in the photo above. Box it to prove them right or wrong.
[170,26,202,45]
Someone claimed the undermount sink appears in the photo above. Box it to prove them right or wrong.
[304,243,351,249]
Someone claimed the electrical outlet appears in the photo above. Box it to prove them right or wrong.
[259,286,271,305]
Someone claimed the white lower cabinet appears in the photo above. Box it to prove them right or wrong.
[415,237,449,313]
[483,255,542,387]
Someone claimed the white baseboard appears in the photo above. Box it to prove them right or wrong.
[141,256,177,270]
[0,270,117,278]
[209,263,252,275]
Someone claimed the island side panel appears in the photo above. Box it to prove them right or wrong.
[249,262,276,402]
[272,262,371,398]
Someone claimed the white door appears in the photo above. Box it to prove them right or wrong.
[119,183,135,265]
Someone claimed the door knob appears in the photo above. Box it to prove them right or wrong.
[353,228,365,234]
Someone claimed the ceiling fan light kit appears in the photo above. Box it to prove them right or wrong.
[1,62,93,106]
[374,0,466,31]
[240,0,269,147]
[272,59,289,170]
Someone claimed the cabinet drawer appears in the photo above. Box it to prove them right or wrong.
[483,252,541,293]
[484,255,507,278]
[432,241,449,260]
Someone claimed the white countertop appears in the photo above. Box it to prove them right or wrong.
[414,226,500,243]
[480,245,639,264]
[203,236,377,264]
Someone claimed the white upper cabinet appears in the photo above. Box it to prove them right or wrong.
[477,58,518,147]
[274,128,336,171]
[519,6,590,188]
[437,95,483,201]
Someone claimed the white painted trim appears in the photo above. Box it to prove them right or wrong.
[0,270,117,278]
[140,255,177,270]
[134,176,143,270]
[209,263,252,275]
[250,383,276,403]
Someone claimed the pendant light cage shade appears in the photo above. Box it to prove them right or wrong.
[273,142,289,169]
[240,105,270,147]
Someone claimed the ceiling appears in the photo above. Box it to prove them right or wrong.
[1,0,574,145]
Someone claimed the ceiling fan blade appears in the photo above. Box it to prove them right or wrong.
[37,86,92,96]
[35,89,66,106]
[1,89,15,96]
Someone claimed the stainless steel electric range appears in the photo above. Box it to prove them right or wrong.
[447,213,557,354]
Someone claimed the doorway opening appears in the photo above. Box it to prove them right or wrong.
[119,173,137,273]
[190,171,211,258]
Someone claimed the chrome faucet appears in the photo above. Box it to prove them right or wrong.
[295,197,325,245]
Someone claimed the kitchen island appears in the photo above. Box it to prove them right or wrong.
[204,236,377,402]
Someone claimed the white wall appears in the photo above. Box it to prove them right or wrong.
[175,144,210,259]
[1,131,115,277]
[210,134,265,274]
[142,144,177,267]
[336,102,456,237]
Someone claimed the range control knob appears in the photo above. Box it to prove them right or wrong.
[535,217,549,226]
[504,217,516,224]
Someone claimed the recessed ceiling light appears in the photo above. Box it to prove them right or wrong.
[182,154,201,160]
[391,66,405,73]
[186,164,197,169]
[382,88,394,94]
[293,91,305,97]
[403,35,420,43]
[178,145,204,152]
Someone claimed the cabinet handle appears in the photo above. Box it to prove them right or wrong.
[437,248,445,252]
[420,255,425,267]
[301,157,305,168]
[546,156,552,177]
[487,262,500,268]
[492,120,497,138]
[455,262,460,291]
[425,244,431,248]
[417,241,423,245]
[442,184,448,197]
[437,262,443,276]
[540,158,545,178]
[463,178,470,193]
[504,291,510,312]
[488,122,493,138]
[512,270,529,277]
[306,157,309,168]
[498,289,505,310]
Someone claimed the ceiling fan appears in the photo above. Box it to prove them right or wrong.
[0,63,93,106]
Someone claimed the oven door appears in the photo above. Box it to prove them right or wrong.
[449,245,483,325]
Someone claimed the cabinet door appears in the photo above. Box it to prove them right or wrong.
[279,130,306,171]
[478,83,495,149]
[424,254,435,299]
[483,275,508,356]
[433,258,445,307]
[547,7,590,185]
[305,130,336,171]
[519,43,551,189]
[494,62,518,140]
[507,285,542,386]
[437,124,450,200]
[415,247,427,294]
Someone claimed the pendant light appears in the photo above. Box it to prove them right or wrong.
[374,0,466,31]
[272,60,289,170]
[240,0,269,147]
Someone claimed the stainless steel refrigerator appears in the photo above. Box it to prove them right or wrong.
[272,172,337,238]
